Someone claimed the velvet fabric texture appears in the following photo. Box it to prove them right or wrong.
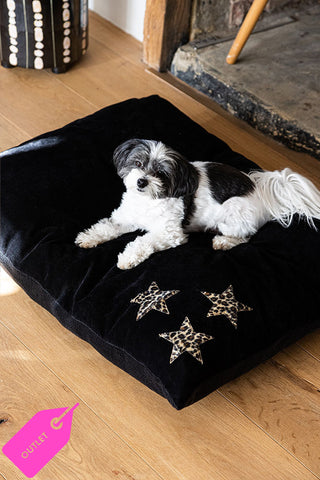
[1,95,319,409]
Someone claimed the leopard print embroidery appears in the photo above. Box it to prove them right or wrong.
[159,317,214,364]
[202,285,253,328]
[131,281,179,320]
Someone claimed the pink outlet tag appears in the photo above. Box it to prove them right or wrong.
[2,403,79,478]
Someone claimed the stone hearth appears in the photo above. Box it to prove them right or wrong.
[171,4,320,159]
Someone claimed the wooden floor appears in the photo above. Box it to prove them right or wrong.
[1,11,320,480]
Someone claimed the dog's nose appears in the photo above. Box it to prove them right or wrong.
[137,178,148,189]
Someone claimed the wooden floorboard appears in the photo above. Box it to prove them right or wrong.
[1,10,320,480]
[220,345,320,473]
[0,67,95,141]
[298,331,320,361]
[0,113,29,152]
[0,319,162,480]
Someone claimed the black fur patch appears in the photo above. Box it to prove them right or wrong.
[182,193,196,228]
[205,163,254,203]
[168,159,199,199]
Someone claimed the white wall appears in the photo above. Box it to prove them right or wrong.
[88,0,147,42]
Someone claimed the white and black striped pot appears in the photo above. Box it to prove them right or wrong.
[0,0,88,73]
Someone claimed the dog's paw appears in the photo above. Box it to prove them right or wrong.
[75,231,99,248]
[117,252,140,270]
[212,235,248,250]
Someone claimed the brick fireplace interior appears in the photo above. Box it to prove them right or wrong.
[190,0,317,41]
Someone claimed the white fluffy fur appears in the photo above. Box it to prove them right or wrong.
[248,168,320,229]
[186,162,266,248]
[76,187,187,270]
[76,152,320,269]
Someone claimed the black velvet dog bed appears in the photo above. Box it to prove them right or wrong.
[1,95,319,409]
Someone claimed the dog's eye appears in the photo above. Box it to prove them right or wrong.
[135,160,142,168]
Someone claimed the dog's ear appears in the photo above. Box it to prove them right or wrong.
[168,155,199,198]
[113,139,143,177]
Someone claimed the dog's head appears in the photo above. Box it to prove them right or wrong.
[113,139,199,199]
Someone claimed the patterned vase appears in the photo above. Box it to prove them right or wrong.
[0,0,88,73]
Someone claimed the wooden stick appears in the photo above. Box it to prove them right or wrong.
[226,0,269,64]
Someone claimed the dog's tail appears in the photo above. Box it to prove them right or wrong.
[248,168,320,229]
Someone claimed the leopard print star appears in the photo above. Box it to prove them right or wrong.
[202,285,253,329]
[159,317,214,364]
[131,281,180,320]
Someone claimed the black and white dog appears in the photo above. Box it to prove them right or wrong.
[75,139,320,269]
